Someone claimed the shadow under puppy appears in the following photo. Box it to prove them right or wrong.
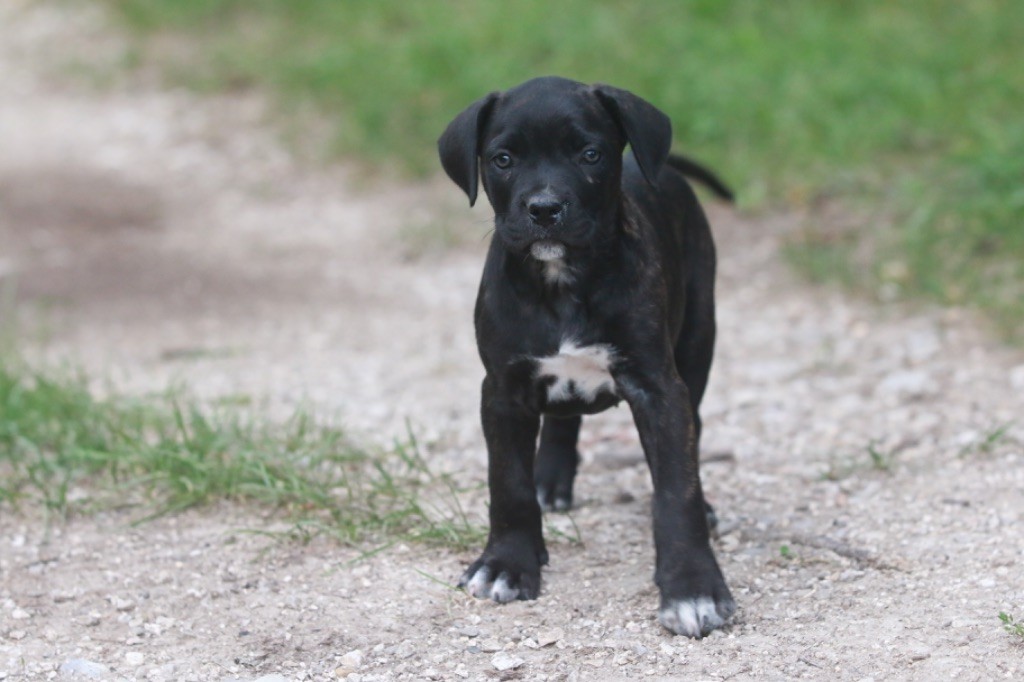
[438,76,736,638]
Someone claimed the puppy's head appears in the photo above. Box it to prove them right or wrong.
[438,76,671,259]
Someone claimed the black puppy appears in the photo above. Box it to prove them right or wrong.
[438,76,735,638]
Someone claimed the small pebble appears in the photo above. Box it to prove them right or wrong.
[908,646,931,662]
[536,628,563,647]
[335,649,364,677]
[110,596,135,612]
[125,652,145,666]
[478,639,502,653]
[1009,364,1024,390]
[839,570,865,582]
[58,659,108,679]
[876,369,935,398]
[392,640,416,659]
[491,651,525,671]
[340,650,364,669]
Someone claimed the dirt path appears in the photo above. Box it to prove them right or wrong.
[2,4,1023,681]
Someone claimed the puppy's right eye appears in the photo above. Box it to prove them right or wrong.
[492,153,513,169]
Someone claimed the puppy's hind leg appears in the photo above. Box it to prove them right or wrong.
[534,416,582,512]
[674,272,719,532]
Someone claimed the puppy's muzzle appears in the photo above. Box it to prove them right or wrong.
[525,192,568,260]
[526,193,566,228]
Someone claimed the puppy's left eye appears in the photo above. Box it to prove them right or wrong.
[581,148,602,164]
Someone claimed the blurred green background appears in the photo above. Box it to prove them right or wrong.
[105,0,1023,339]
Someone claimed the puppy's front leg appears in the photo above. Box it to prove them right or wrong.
[617,370,735,637]
[535,415,582,512]
[459,375,548,602]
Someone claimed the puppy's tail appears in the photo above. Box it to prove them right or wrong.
[666,154,735,203]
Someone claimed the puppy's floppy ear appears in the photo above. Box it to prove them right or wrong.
[593,84,672,186]
[437,92,499,207]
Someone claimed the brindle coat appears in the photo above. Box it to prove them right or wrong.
[438,76,735,637]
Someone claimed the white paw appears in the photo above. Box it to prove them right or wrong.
[536,488,572,512]
[462,566,521,603]
[658,597,733,638]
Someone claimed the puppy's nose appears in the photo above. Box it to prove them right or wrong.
[527,197,564,227]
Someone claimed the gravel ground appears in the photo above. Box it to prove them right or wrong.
[2,3,1023,681]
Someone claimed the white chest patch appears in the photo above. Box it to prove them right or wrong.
[542,259,574,286]
[535,341,616,403]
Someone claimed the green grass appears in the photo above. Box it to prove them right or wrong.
[0,359,483,548]
[98,0,1024,339]
[865,441,894,472]
[821,439,901,481]
[1000,612,1024,642]
[958,422,1015,458]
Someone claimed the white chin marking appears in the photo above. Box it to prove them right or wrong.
[529,240,572,284]
[536,340,616,403]
[530,240,566,261]
[658,597,728,638]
